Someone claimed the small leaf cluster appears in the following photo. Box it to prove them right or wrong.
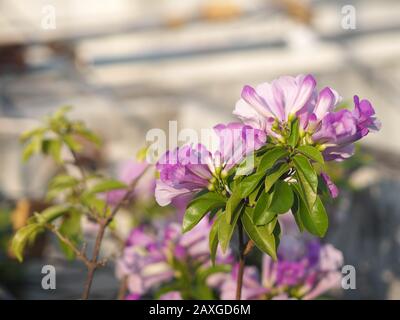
[12,107,128,261]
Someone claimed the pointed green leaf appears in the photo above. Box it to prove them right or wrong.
[235,153,256,177]
[297,145,324,164]
[241,207,277,260]
[183,192,226,233]
[11,224,44,262]
[63,135,82,152]
[22,134,43,162]
[238,171,265,198]
[288,118,300,147]
[218,204,242,253]
[35,205,71,225]
[253,191,275,226]
[88,179,127,194]
[257,146,289,173]
[291,192,304,232]
[209,212,222,265]
[264,162,290,193]
[269,180,294,214]
[293,154,318,209]
[58,211,82,260]
[225,189,242,223]
[296,194,328,237]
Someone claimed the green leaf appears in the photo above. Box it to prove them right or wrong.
[49,174,79,190]
[293,154,318,209]
[241,207,277,260]
[291,192,304,232]
[209,213,221,265]
[225,189,242,224]
[88,179,127,194]
[296,194,328,237]
[264,162,290,193]
[235,153,256,177]
[58,211,82,260]
[53,106,73,120]
[34,205,71,225]
[269,180,294,214]
[48,139,63,164]
[11,224,45,262]
[296,145,324,164]
[63,135,82,152]
[182,192,226,233]
[81,193,109,217]
[238,171,265,198]
[257,146,289,173]
[253,191,275,226]
[73,124,101,147]
[22,134,43,162]
[218,204,242,253]
[288,118,300,147]
[248,183,263,207]
[20,127,46,143]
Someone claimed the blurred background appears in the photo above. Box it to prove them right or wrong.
[0,0,400,299]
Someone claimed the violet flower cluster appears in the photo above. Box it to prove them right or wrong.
[219,237,344,300]
[155,122,266,206]
[155,74,380,204]
[115,218,233,300]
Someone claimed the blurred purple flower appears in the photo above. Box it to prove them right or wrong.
[219,237,343,300]
[116,218,232,300]
[159,291,182,300]
[106,161,154,205]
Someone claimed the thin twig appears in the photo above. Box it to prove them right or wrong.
[117,275,129,300]
[46,224,91,268]
[244,239,254,256]
[235,220,245,300]
[80,165,151,300]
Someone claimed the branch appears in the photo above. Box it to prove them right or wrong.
[81,165,151,299]
[46,224,91,268]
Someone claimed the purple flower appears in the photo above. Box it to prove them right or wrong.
[155,123,266,206]
[155,144,213,206]
[218,237,343,300]
[233,74,380,162]
[234,75,316,129]
[116,218,232,299]
[321,172,339,198]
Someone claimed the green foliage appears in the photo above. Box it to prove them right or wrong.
[20,106,102,164]
[86,179,127,194]
[181,138,334,261]
[242,207,278,260]
[58,210,82,259]
[13,107,124,264]
[182,192,226,233]
[11,205,72,262]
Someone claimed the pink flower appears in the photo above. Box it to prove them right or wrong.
[234,74,380,161]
